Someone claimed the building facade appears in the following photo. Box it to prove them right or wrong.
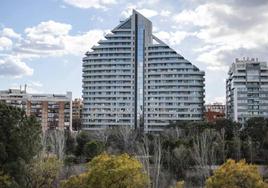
[0,87,72,131]
[204,103,225,122]
[72,98,83,131]
[226,58,268,124]
[82,10,205,132]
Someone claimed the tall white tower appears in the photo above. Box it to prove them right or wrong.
[82,10,205,131]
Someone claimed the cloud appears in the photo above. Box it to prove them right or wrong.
[63,0,117,9]
[172,2,268,71]
[136,0,159,7]
[63,29,107,55]
[15,20,72,58]
[120,4,137,18]
[0,57,33,78]
[0,21,106,77]
[168,0,268,102]
[13,20,106,58]
[160,10,171,17]
[190,0,268,8]
[121,4,161,19]
[173,3,232,27]
[25,20,72,37]
[0,37,13,50]
[155,30,195,45]
[121,5,171,20]
[138,8,158,18]
[1,28,21,39]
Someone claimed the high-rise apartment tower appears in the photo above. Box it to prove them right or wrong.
[82,10,205,131]
[226,58,268,124]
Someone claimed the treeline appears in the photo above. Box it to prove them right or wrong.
[1,101,268,187]
[64,118,268,187]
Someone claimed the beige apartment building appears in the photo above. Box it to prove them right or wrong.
[72,98,83,120]
[72,98,83,131]
[0,87,72,131]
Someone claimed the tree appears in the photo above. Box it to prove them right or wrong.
[83,141,104,161]
[0,171,12,188]
[61,153,149,188]
[75,131,91,156]
[136,135,151,187]
[206,159,268,188]
[152,136,162,188]
[242,117,268,163]
[0,102,41,187]
[173,181,184,188]
[65,130,76,155]
[244,117,267,144]
[43,130,66,160]
[25,155,63,188]
[190,129,218,182]
[105,126,137,154]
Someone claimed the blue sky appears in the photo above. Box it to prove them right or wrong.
[1,0,268,103]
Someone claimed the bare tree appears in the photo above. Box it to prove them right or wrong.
[93,128,110,145]
[43,130,65,160]
[152,136,162,188]
[217,128,226,163]
[233,130,241,161]
[109,125,137,153]
[136,135,151,188]
[190,129,218,184]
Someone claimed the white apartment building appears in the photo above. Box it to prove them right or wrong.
[82,10,205,132]
[226,58,268,124]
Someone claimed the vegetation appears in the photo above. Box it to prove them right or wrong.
[83,141,104,161]
[173,181,184,188]
[25,155,63,188]
[1,101,268,187]
[0,102,42,187]
[61,153,149,188]
[206,159,268,188]
[62,118,268,187]
[0,171,12,188]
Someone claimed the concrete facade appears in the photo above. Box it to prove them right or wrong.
[0,88,72,131]
[82,10,205,132]
[226,58,268,124]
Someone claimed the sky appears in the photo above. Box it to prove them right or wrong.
[1,0,268,104]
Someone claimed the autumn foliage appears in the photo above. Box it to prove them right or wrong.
[61,153,149,188]
[206,159,268,188]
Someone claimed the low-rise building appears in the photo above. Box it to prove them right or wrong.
[0,87,72,131]
[204,103,225,122]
